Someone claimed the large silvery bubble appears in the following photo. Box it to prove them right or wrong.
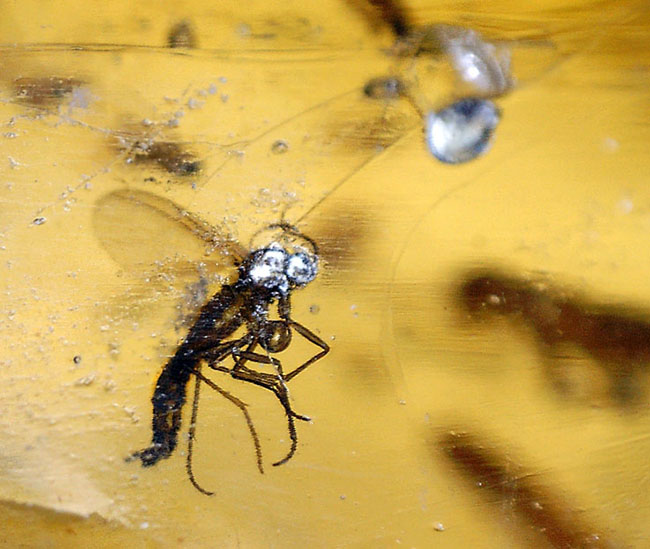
[425,98,500,164]
[432,24,512,97]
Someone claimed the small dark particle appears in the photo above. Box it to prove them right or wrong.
[32,217,46,226]
[13,77,82,106]
[425,98,500,164]
[73,355,82,364]
[167,19,197,49]
[363,76,405,100]
[437,430,618,548]
[132,141,202,176]
[367,0,410,37]
[271,139,289,154]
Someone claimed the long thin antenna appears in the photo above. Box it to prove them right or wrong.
[294,124,419,225]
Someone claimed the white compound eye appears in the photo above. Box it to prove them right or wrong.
[248,245,289,291]
[286,251,318,286]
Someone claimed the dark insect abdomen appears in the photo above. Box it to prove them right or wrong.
[138,352,194,466]
[132,284,245,466]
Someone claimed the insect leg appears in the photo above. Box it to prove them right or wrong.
[283,320,330,382]
[186,368,215,496]
[190,366,265,476]
[230,347,308,466]
[196,337,250,374]
[231,342,309,420]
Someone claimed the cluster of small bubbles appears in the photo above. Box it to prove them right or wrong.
[108,342,120,356]
[186,97,204,110]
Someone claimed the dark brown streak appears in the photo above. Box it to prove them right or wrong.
[13,76,83,106]
[458,270,650,406]
[437,430,617,548]
[367,0,411,37]
[310,206,372,269]
[344,0,412,37]
[168,19,198,49]
[131,140,202,176]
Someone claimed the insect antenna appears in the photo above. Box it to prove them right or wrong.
[292,125,418,227]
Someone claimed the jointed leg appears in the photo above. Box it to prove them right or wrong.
[196,338,249,373]
[284,319,330,382]
[230,346,310,466]
[186,369,214,496]
[190,366,264,478]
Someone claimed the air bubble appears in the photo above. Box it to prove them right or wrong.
[425,98,500,164]
[271,140,289,154]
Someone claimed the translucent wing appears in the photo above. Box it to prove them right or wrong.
[93,188,248,325]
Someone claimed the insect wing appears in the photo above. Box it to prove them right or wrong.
[93,188,247,325]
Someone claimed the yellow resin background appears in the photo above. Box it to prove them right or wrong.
[0,1,649,547]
